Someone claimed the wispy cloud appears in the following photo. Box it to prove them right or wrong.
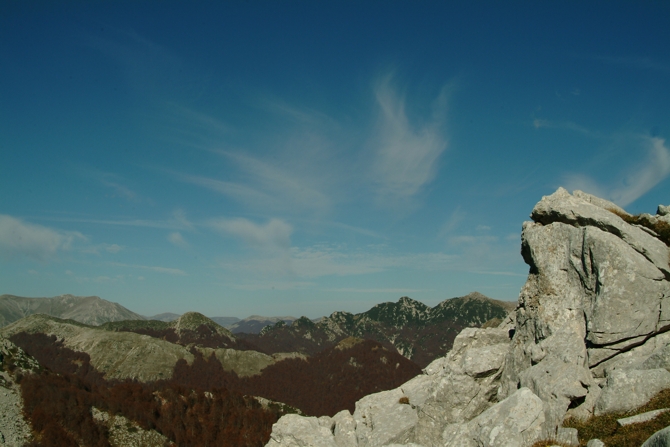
[42,216,190,231]
[168,232,189,248]
[563,136,670,207]
[74,165,143,203]
[81,243,124,255]
[109,262,187,276]
[231,281,315,291]
[171,150,331,215]
[207,217,293,252]
[216,242,458,279]
[0,215,85,261]
[438,207,466,238]
[532,118,599,137]
[370,74,450,204]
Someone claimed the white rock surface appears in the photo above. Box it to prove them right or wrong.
[443,388,545,447]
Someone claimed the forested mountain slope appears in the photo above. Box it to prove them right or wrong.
[239,292,514,367]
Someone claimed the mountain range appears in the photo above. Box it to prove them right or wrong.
[0,294,145,327]
[239,292,514,367]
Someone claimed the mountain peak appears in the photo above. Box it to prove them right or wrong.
[170,312,233,338]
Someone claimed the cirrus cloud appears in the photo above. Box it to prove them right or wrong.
[0,215,85,261]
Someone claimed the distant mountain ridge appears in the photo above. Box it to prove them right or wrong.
[239,292,515,367]
[228,315,297,334]
[0,294,145,328]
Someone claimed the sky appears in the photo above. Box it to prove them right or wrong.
[1,1,669,319]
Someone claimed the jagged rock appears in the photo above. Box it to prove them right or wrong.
[413,327,510,446]
[266,414,339,447]
[659,205,669,216]
[332,410,357,447]
[353,387,419,446]
[443,388,545,447]
[642,425,670,447]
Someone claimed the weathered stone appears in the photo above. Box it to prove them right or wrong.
[595,368,670,416]
[642,425,670,447]
[617,408,670,426]
[658,205,670,216]
[586,440,605,447]
[531,187,669,277]
[332,410,357,447]
[519,356,594,425]
[353,388,418,447]
[264,188,670,447]
[443,388,545,447]
[266,414,338,447]
[412,328,509,446]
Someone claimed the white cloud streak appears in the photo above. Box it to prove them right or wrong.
[109,262,187,276]
[564,136,670,207]
[371,75,449,202]
[0,215,85,261]
[207,217,293,252]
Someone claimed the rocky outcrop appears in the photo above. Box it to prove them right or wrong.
[0,337,39,446]
[265,188,670,447]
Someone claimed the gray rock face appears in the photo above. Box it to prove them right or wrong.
[643,425,670,447]
[265,188,670,447]
[443,388,545,447]
[595,368,670,416]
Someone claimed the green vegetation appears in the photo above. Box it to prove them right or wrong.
[99,320,170,332]
[608,208,670,247]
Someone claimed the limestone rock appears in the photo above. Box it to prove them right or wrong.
[443,388,545,447]
[617,408,670,426]
[353,388,419,447]
[595,368,670,416]
[332,410,357,447]
[266,414,338,447]
[264,188,670,447]
[642,425,670,447]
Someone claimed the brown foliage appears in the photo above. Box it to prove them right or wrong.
[11,332,423,446]
[11,332,276,447]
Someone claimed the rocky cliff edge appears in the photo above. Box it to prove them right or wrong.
[265,188,670,447]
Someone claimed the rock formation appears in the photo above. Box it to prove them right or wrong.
[0,337,39,446]
[265,188,670,447]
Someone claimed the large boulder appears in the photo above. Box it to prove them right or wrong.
[265,189,670,447]
[443,388,545,447]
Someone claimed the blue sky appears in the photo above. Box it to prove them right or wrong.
[1,1,669,318]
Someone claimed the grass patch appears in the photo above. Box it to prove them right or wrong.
[564,388,670,446]
[608,208,670,247]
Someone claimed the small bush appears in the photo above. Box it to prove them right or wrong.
[398,396,410,405]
